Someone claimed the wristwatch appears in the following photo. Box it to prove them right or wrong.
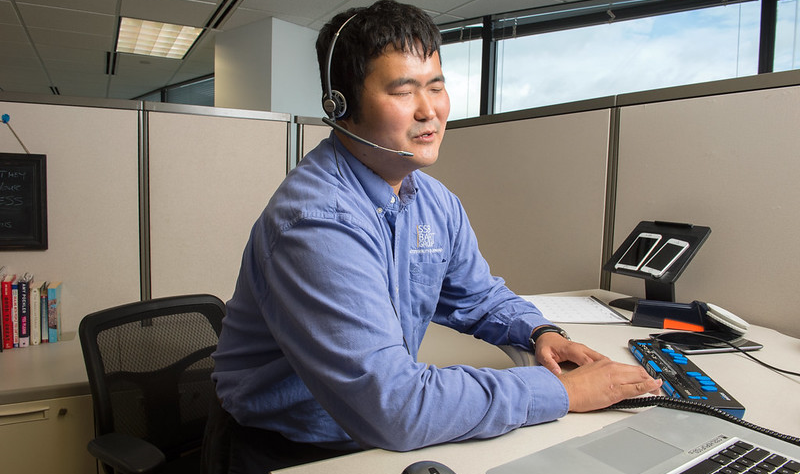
[529,325,570,352]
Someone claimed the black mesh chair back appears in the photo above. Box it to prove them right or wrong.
[79,294,225,474]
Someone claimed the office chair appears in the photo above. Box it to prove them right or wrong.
[79,294,225,474]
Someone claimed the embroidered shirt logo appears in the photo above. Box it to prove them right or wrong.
[416,224,435,249]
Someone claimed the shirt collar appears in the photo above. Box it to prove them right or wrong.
[332,132,418,210]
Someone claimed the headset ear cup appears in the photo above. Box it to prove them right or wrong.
[323,89,348,120]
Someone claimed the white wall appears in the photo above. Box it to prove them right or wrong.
[214,18,272,111]
[270,18,321,118]
[215,17,320,118]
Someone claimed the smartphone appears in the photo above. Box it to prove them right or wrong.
[614,232,662,271]
[650,331,763,354]
[640,238,690,278]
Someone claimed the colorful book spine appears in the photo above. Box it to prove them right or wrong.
[0,274,12,350]
[11,277,18,347]
[30,281,40,345]
[40,282,48,343]
[17,274,31,348]
[47,281,62,343]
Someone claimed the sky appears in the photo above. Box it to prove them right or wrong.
[442,0,799,120]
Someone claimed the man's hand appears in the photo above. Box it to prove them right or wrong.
[533,331,662,412]
[534,331,606,375]
[557,359,663,412]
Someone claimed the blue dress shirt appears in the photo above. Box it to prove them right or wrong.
[212,133,568,451]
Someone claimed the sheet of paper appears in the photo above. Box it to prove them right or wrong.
[521,295,629,324]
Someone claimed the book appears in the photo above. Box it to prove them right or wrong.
[30,281,41,345]
[0,267,8,349]
[11,276,18,347]
[39,282,48,343]
[17,273,32,347]
[1,274,14,350]
[47,281,62,343]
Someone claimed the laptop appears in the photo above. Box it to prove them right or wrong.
[487,407,800,474]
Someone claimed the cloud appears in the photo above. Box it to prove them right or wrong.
[442,1,780,118]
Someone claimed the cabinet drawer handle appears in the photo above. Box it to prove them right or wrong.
[0,406,50,426]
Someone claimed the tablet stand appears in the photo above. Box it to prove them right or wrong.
[604,221,711,311]
[609,280,675,311]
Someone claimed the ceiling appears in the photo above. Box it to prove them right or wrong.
[0,0,583,101]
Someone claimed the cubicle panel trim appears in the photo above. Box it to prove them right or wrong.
[143,101,291,122]
[0,91,142,111]
[599,107,621,291]
[286,121,293,174]
[138,109,151,301]
[294,116,326,126]
[616,69,800,107]
[448,96,616,130]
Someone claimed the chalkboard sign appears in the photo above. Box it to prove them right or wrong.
[0,153,47,250]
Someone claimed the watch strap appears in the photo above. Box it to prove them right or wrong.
[529,325,570,352]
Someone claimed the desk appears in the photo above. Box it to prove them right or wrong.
[0,332,89,404]
[0,334,96,474]
[274,290,800,474]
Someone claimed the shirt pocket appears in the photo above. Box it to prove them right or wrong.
[409,261,448,287]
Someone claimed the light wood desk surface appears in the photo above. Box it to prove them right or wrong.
[275,290,800,474]
[0,332,89,405]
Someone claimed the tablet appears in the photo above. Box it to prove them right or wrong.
[650,331,763,354]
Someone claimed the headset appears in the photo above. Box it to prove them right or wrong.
[320,13,414,157]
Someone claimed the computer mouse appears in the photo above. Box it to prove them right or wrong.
[402,460,456,474]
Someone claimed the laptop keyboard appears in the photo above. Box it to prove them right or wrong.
[676,438,800,474]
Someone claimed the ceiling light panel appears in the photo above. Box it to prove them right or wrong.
[116,17,202,59]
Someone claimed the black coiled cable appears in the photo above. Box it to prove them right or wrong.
[609,396,800,447]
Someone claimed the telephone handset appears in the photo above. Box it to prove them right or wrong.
[705,302,749,335]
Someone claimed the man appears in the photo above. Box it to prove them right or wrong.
[206,1,660,472]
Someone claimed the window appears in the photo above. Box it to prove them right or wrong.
[440,0,800,118]
[138,90,161,102]
[494,2,761,112]
[775,0,800,71]
[135,75,214,106]
[165,76,214,106]
[441,39,482,120]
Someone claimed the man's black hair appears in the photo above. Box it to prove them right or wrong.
[316,0,442,122]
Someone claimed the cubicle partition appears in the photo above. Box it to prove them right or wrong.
[295,115,331,162]
[428,109,613,296]
[0,97,142,333]
[0,95,291,334]
[146,103,289,300]
[611,82,800,337]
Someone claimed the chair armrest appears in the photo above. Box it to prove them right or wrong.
[87,432,166,474]
[499,344,536,367]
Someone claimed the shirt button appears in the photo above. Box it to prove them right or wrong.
[390,196,396,204]
[376,207,383,214]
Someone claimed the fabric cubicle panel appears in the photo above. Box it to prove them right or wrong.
[147,109,288,301]
[299,122,331,160]
[0,100,141,333]
[612,85,800,337]
[427,110,611,296]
